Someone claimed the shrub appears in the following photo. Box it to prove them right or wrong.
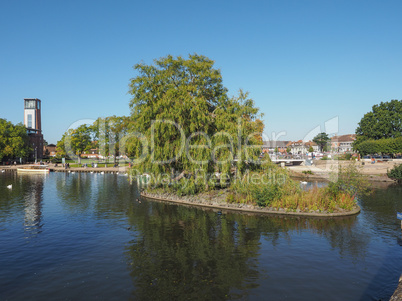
[388,164,402,183]
[327,163,371,198]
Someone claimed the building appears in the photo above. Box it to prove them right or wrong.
[262,141,290,154]
[43,143,57,157]
[331,134,356,153]
[285,140,319,154]
[24,98,44,161]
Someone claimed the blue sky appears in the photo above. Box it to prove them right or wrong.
[1,0,402,144]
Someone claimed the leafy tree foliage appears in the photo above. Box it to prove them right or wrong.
[0,118,30,162]
[57,124,93,163]
[354,100,402,154]
[355,100,402,143]
[313,132,330,152]
[126,54,264,191]
[354,137,402,155]
[92,116,130,163]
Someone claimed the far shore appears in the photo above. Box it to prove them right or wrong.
[1,159,400,183]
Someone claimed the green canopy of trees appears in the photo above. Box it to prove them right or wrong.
[354,100,402,154]
[0,118,30,162]
[57,124,94,163]
[126,54,264,190]
[355,100,402,142]
[92,116,130,163]
[354,137,402,155]
[313,132,330,152]
[56,116,130,162]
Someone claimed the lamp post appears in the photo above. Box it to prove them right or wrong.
[35,147,37,163]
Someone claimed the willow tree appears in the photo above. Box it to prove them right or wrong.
[127,54,263,191]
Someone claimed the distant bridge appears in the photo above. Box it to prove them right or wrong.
[271,159,304,166]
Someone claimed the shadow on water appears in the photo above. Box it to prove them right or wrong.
[123,197,371,300]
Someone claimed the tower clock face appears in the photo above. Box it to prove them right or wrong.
[25,100,36,109]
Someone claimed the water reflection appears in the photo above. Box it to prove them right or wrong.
[1,172,401,300]
[0,172,46,238]
[22,174,45,238]
[120,197,373,300]
[124,202,261,300]
[56,173,93,212]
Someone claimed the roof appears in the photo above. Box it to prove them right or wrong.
[331,134,356,142]
[262,141,290,148]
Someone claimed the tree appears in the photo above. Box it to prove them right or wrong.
[92,116,130,163]
[0,118,30,162]
[57,124,93,163]
[127,54,264,191]
[355,99,402,145]
[308,145,314,153]
[313,132,330,152]
[286,147,291,154]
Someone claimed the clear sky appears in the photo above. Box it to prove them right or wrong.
[1,0,401,144]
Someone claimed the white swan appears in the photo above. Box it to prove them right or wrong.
[101,171,104,175]
[300,181,308,185]
[7,184,12,189]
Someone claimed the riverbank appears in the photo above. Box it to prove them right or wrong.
[288,159,400,183]
[141,190,361,218]
[1,164,128,174]
[391,275,402,301]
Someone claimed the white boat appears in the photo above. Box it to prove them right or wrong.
[17,165,50,173]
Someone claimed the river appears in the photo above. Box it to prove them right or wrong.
[0,171,401,300]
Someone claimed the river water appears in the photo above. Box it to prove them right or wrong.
[0,171,401,300]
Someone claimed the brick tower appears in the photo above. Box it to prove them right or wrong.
[24,98,43,162]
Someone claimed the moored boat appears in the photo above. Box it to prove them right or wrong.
[17,165,50,173]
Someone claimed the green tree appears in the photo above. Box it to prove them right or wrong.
[286,147,291,153]
[127,54,263,192]
[57,124,93,163]
[355,99,402,145]
[313,132,330,152]
[92,116,130,163]
[0,118,30,162]
[308,145,314,153]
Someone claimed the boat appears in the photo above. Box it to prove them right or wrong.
[17,165,50,173]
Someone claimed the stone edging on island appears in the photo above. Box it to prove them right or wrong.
[140,192,361,218]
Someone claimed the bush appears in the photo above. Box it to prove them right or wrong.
[327,163,371,198]
[251,183,283,207]
[388,164,402,183]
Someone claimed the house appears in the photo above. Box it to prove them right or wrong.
[262,141,290,154]
[331,134,356,153]
[286,140,319,154]
[43,144,57,157]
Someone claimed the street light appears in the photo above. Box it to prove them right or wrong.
[35,147,37,163]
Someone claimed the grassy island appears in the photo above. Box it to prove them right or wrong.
[137,162,370,214]
[124,54,370,215]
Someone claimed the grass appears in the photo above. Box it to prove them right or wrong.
[225,163,369,213]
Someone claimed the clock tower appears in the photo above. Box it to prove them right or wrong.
[24,98,43,161]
